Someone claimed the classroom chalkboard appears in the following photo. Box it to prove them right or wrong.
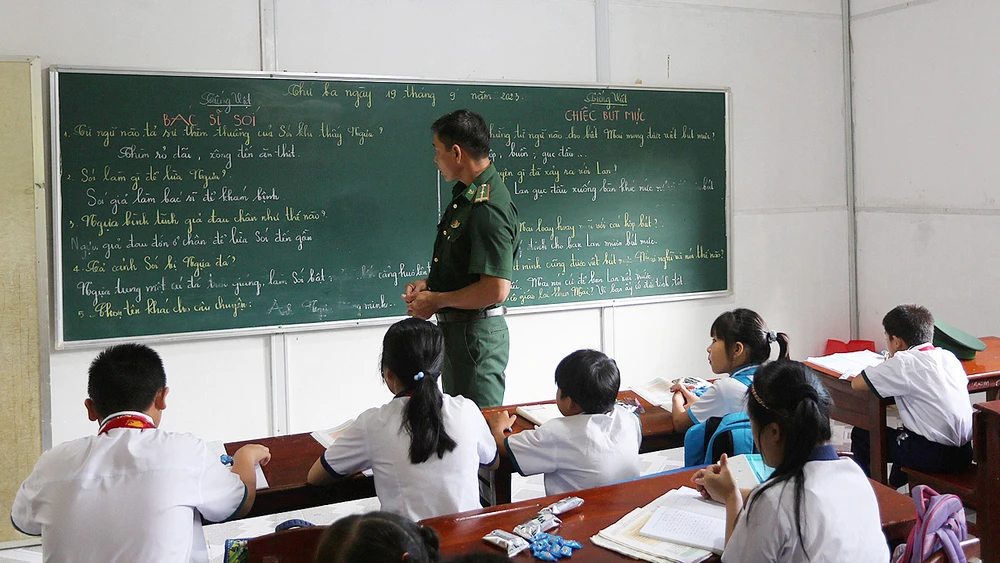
[53,69,729,346]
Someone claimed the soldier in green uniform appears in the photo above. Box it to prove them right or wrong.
[403,110,519,407]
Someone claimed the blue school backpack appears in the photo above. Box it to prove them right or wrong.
[891,485,968,563]
[683,411,756,466]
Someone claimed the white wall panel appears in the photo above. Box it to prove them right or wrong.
[856,212,1000,343]
[505,309,603,405]
[0,0,261,70]
[273,0,597,82]
[285,325,390,434]
[614,210,852,385]
[852,0,1000,210]
[608,4,847,212]
[48,336,271,445]
[615,0,840,15]
[850,0,913,17]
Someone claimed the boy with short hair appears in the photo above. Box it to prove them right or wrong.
[850,304,974,487]
[487,349,641,495]
[11,343,270,563]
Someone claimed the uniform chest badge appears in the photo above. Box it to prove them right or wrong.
[450,219,461,229]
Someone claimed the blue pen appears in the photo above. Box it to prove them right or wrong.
[220,454,234,466]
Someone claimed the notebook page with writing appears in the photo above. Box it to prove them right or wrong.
[639,506,725,553]
[637,487,726,553]
[594,506,713,563]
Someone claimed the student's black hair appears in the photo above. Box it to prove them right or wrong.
[380,318,457,464]
[87,343,166,419]
[431,109,491,160]
[710,308,790,367]
[553,349,620,414]
[744,360,832,561]
[314,511,441,563]
[882,304,934,348]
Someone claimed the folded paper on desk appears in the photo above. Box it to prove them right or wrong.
[806,350,886,380]
[207,441,269,490]
[515,403,563,426]
[632,377,711,411]
[592,487,714,563]
[255,464,269,490]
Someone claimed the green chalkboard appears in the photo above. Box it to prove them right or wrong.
[53,69,728,345]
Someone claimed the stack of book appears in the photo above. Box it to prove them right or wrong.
[591,455,772,562]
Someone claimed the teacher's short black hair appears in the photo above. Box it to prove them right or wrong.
[883,304,934,347]
[554,349,620,414]
[431,109,490,159]
[88,343,166,419]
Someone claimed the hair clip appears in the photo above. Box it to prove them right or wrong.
[750,383,780,415]
[767,330,777,343]
[413,371,425,381]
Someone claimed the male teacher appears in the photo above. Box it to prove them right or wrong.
[403,109,519,407]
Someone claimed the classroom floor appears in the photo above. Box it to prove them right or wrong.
[1,418,945,563]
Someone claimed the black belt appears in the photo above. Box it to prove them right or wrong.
[435,306,507,324]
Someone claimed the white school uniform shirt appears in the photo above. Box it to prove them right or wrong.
[723,449,890,563]
[504,404,641,496]
[10,412,247,563]
[687,364,757,425]
[321,393,497,521]
[860,343,973,446]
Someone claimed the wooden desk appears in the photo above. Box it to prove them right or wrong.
[974,400,1000,563]
[478,390,681,506]
[807,335,1000,485]
[225,390,681,518]
[224,432,375,519]
[421,467,917,561]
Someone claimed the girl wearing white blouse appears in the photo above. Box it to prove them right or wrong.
[694,360,890,562]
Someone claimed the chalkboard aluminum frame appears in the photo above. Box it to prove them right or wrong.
[50,66,732,349]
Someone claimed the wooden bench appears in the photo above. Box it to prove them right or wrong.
[247,525,327,563]
[924,537,981,563]
[904,463,978,504]
[903,404,1000,546]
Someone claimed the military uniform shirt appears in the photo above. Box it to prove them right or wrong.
[427,163,518,306]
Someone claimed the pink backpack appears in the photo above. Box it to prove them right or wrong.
[892,485,968,563]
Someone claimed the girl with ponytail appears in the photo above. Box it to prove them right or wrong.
[308,318,499,520]
[694,361,890,562]
[671,308,790,434]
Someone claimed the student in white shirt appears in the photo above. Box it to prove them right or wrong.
[671,308,790,433]
[487,349,641,496]
[308,318,498,521]
[850,304,974,487]
[11,343,271,563]
[695,360,890,563]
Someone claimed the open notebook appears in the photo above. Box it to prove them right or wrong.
[805,350,886,380]
[631,376,711,411]
[514,403,563,426]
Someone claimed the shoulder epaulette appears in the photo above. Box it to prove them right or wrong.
[473,182,491,203]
